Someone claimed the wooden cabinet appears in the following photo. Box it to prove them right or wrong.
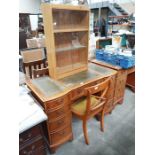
[19,125,47,155]
[41,4,90,79]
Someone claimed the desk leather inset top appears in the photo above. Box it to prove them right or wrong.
[28,63,117,102]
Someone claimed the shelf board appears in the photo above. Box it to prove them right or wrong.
[109,24,130,26]
[56,45,86,52]
[56,62,86,74]
[109,15,129,18]
[54,28,88,33]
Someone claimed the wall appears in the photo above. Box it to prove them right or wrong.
[19,0,41,14]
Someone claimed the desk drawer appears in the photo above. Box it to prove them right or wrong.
[19,126,41,146]
[71,86,85,101]
[48,112,71,131]
[46,95,69,110]
[20,138,46,155]
[50,125,72,144]
[47,104,70,120]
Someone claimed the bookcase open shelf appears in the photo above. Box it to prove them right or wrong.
[41,4,89,79]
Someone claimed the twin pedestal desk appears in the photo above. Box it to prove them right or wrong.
[26,63,126,153]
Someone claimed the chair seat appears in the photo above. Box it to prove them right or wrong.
[71,96,99,115]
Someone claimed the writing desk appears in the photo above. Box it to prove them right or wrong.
[26,63,117,153]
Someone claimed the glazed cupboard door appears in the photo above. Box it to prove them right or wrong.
[41,4,90,79]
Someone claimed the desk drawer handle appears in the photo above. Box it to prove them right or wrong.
[57,119,64,125]
[57,98,64,103]
[59,130,66,135]
[77,89,82,94]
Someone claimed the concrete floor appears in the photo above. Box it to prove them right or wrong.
[47,88,135,155]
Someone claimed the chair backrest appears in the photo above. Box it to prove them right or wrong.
[21,48,45,63]
[33,67,49,78]
[23,58,47,79]
[84,77,111,115]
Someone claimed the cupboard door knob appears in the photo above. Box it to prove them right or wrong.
[23,150,27,154]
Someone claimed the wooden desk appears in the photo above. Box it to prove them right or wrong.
[26,63,117,153]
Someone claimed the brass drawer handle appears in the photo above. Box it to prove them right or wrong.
[57,98,64,103]
[57,119,64,125]
[59,130,66,135]
[77,89,82,94]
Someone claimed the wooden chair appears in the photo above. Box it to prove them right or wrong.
[22,58,47,79]
[71,77,111,145]
[33,67,49,78]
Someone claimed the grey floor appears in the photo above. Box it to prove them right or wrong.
[47,88,135,155]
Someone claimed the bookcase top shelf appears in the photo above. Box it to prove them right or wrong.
[54,28,88,33]
[41,3,89,11]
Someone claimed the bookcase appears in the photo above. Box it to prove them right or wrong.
[41,4,90,79]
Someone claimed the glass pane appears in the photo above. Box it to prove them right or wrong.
[52,9,88,30]
[31,77,66,97]
[59,69,102,87]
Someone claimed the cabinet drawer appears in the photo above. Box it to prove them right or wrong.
[20,138,45,155]
[48,112,71,131]
[50,125,72,144]
[47,104,70,119]
[19,126,41,146]
[46,95,69,110]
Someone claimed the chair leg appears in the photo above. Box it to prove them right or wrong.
[100,111,104,132]
[82,120,89,145]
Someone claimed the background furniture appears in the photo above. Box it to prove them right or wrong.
[23,58,47,79]
[21,48,47,78]
[19,125,47,155]
[96,37,112,49]
[26,63,117,153]
[26,38,45,49]
[71,78,110,145]
[33,67,49,78]
[41,4,90,79]
[19,76,48,155]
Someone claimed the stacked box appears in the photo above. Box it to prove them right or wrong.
[95,49,135,69]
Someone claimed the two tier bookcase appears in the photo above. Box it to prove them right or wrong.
[41,4,90,79]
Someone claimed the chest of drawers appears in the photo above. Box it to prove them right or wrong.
[19,125,47,155]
